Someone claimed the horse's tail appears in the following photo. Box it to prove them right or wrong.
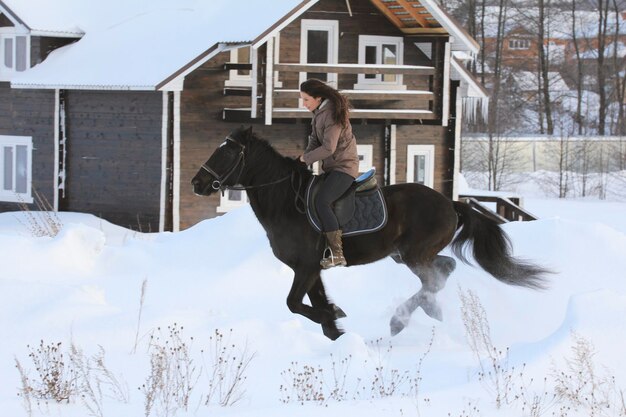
[451,201,548,289]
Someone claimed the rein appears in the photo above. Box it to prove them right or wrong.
[227,173,292,191]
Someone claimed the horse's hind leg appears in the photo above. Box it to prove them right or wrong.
[390,255,456,336]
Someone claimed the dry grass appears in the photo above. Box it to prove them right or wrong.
[16,189,63,238]
[458,286,626,417]
[141,324,200,417]
[279,330,436,407]
[202,328,256,407]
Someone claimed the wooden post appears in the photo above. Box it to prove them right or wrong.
[265,37,275,125]
[442,41,451,127]
[251,46,259,119]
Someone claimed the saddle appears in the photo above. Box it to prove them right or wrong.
[305,168,388,237]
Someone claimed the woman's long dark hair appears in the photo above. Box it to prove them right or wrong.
[300,79,351,128]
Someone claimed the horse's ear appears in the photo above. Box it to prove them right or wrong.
[246,126,253,139]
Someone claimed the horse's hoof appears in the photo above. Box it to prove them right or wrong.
[322,322,344,340]
[389,315,408,336]
[331,304,347,319]
[421,303,443,321]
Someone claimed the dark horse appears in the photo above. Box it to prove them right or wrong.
[192,127,547,340]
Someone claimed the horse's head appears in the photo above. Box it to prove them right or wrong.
[191,126,253,196]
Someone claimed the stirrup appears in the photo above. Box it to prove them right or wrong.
[320,247,346,269]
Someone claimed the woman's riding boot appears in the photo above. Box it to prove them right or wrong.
[321,230,347,269]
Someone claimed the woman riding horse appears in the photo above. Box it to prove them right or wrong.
[299,79,359,269]
[191,127,549,340]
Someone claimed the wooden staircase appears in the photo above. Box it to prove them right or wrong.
[458,194,538,223]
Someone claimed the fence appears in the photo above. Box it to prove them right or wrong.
[461,135,626,173]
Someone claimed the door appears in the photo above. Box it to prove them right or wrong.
[299,19,338,87]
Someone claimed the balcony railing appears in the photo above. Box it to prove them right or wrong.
[222,62,439,123]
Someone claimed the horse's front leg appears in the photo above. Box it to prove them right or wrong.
[307,278,345,340]
[286,267,343,339]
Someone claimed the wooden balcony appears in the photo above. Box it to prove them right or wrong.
[222,61,439,123]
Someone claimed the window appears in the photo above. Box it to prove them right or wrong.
[357,144,373,173]
[0,135,32,203]
[300,20,338,87]
[508,39,530,50]
[356,35,404,89]
[217,189,248,213]
[406,145,434,189]
[0,34,29,80]
[225,46,252,87]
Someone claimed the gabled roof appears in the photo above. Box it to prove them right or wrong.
[10,0,316,91]
[0,0,29,29]
[369,0,479,56]
[0,0,83,36]
[9,0,479,91]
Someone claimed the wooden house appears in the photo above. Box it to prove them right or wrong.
[0,0,486,231]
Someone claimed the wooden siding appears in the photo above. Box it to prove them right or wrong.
[395,124,450,195]
[0,83,56,212]
[61,91,163,231]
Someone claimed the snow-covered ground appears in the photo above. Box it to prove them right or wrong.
[2,182,626,417]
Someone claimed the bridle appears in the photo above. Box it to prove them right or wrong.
[200,136,246,191]
[200,135,292,192]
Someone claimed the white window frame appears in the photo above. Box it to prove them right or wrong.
[357,144,373,173]
[216,189,248,213]
[0,31,30,81]
[225,46,252,87]
[0,135,33,203]
[406,144,434,189]
[355,35,405,90]
[299,19,339,88]
[508,39,530,50]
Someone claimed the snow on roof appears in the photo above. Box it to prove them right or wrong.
[9,0,313,90]
[579,40,626,60]
[2,0,106,35]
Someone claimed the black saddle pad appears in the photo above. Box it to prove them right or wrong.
[305,175,388,237]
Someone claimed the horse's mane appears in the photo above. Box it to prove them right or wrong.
[236,129,311,220]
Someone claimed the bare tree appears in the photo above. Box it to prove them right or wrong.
[570,0,585,135]
[486,0,510,190]
[538,0,555,134]
[611,0,626,136]
[467,0,479,75]
[597,0,610,135]
[556,127,572,198]
[479,0,487,86]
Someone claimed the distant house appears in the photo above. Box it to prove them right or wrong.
[480,7,626,73]
[0,0,486,231]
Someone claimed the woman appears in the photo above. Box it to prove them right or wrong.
[298,79,359,269]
